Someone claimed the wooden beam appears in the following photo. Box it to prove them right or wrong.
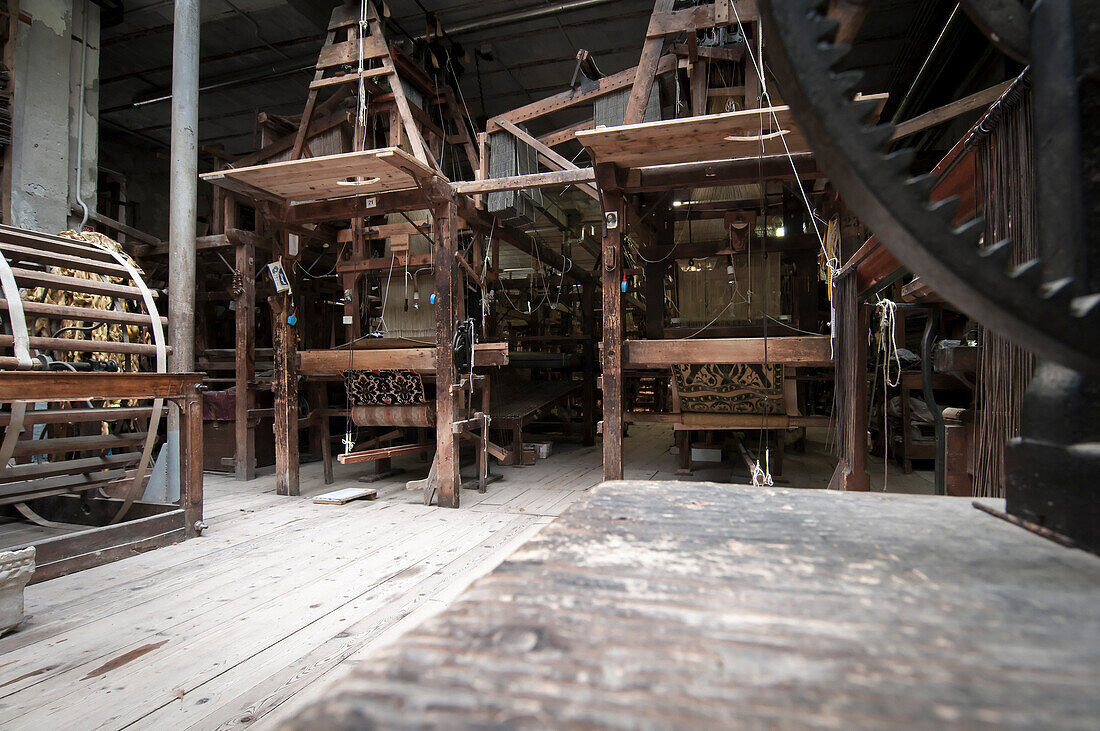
[623,336,834,367]
[451,168,595,195]
[270,290,299,496]
[487,55,677,132]
[495,118,600,200]
[538,119,595,148]
[0,372,202,402]
[285,190,428,225]
[601,186,625,481]
[646,0,757,37]
[298,344,508,374]
[827,0,870,45]
[624,153,819,192]
[234,240,256,481]
[435,196,460,507]
[890,80,1014,141]
[625,0,676,125]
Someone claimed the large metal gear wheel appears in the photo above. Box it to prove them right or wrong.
[756,0,1100,375]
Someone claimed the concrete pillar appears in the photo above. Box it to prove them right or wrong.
[9,0,99,233]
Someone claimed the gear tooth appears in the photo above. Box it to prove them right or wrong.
[883,148,916,174]
[860,123,893,151]
[981,238,1014,270]
[952,216,984,247]
[831,69,864,96]
[1072,293,1100,320]
[814,15,840,43]
[1009,257,1044,290]
[1041,277,1075,304]
[929,195,961,224]
[905,173,938,201]
[815,44,849,70]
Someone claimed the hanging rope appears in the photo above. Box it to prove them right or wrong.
[875,296,901,489]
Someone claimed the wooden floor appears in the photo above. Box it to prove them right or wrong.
[284,481,1100,729]
[0,425,933,729]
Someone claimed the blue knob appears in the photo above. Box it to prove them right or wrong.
[429,292,438,305]
[620,279,628,293]
[287,314,298,326]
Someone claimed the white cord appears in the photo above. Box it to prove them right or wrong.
[875,297,901,490]
[752,448,773,486]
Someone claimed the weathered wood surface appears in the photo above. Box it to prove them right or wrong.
[623,335,833,367]
[200,148,437,203]
[579,106,805,169]
[284,481,1100,729]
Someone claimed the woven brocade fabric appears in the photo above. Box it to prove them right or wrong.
[343,370,426,406]
[673,363,785,414]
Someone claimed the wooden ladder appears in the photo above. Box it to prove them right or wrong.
[290,1,432,169]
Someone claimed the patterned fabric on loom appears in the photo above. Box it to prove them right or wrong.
[343,370,425,406]
[673,363,785,414]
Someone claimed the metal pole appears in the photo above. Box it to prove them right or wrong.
[167,0,199,496]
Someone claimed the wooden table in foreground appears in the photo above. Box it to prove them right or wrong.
[284,481,1100,729]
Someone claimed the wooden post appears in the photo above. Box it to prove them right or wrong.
[581,280,597,446]
[234,240,256,480]
[434,195,460,507]
[601,184,625,481]
[624,0,675,124]
[829,280,871,491]
[181,392,204,535]
[270,292,300,496]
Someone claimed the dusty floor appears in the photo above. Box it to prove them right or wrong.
[0,425,931,729]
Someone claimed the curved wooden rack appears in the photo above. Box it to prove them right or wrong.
[0,225,170,527]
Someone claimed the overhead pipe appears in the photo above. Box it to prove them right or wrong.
[421,0,622,38]
[74,0,91,229]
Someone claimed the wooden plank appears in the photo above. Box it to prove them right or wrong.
[890,80,1013,141]
[315,37,388,69]
[336,443,433,464]
[8,266,152,301]
[276,482,1100,730]
[0,405,166,427]
[0,452,141,484]
[538,119,595,148]
[0,373,202,402]
[298,344,507,374]
[0,299,166,327]
[578,106,805,169]
[200,148,438,204]
[0,334,166,357]
[0,240,130,277]
[451,168,595,194]
[486,54,677,132]
[10,432,148,457]
[312,487,378,504]
[309,66,389,90]
[334,253,433,274]
[622,336,833,367]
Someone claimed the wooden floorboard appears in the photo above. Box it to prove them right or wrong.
[277,481,1100,729]
[0,425,934,729]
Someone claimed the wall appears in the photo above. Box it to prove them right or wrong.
[9,0,98,234]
